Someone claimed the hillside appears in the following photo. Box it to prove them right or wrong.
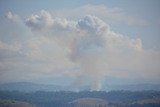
[135,97,160,104]
[70,98,108,107]
[0,100,35,107]
[0,90,160,107]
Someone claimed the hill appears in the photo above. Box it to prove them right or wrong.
[0,100,35,107]
[0,90,160,107]
[70,98,108,107]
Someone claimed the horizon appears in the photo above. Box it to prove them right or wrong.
[0,0,160,91]
[1,81,160,92]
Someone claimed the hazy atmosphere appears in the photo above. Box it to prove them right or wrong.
[0,0,160,91]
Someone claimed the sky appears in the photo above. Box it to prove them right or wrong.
[0,0,160,90]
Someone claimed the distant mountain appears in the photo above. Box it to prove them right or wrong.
[0,82,93,92]
[0,82,64,92]
[104,84,160,91]
[0,82,160,92]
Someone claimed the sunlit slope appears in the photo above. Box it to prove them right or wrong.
[0,100,35,107]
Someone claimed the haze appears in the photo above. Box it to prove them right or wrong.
[0,0,160,91]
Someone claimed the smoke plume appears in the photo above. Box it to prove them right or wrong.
[70,15,109,91]
[25,11,144,91]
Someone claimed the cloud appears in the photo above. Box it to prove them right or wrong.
[25,5,148,28]
[77,15,109,34]
[55,4,148,26]
[0,10,159,89]
[0,11,74,83]
[25,10,76,32]
[5,11,19,22]
[25,10,54,30]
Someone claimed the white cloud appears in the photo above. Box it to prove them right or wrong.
[25,10,54,30]
[0,10,159,89]
[6,11,19,22]
[77,15,109,34]
[26,10,77,32]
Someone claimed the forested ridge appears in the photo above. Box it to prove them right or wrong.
[0,90,160,107]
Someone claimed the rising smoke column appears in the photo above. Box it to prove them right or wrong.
[70,15,109,91]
